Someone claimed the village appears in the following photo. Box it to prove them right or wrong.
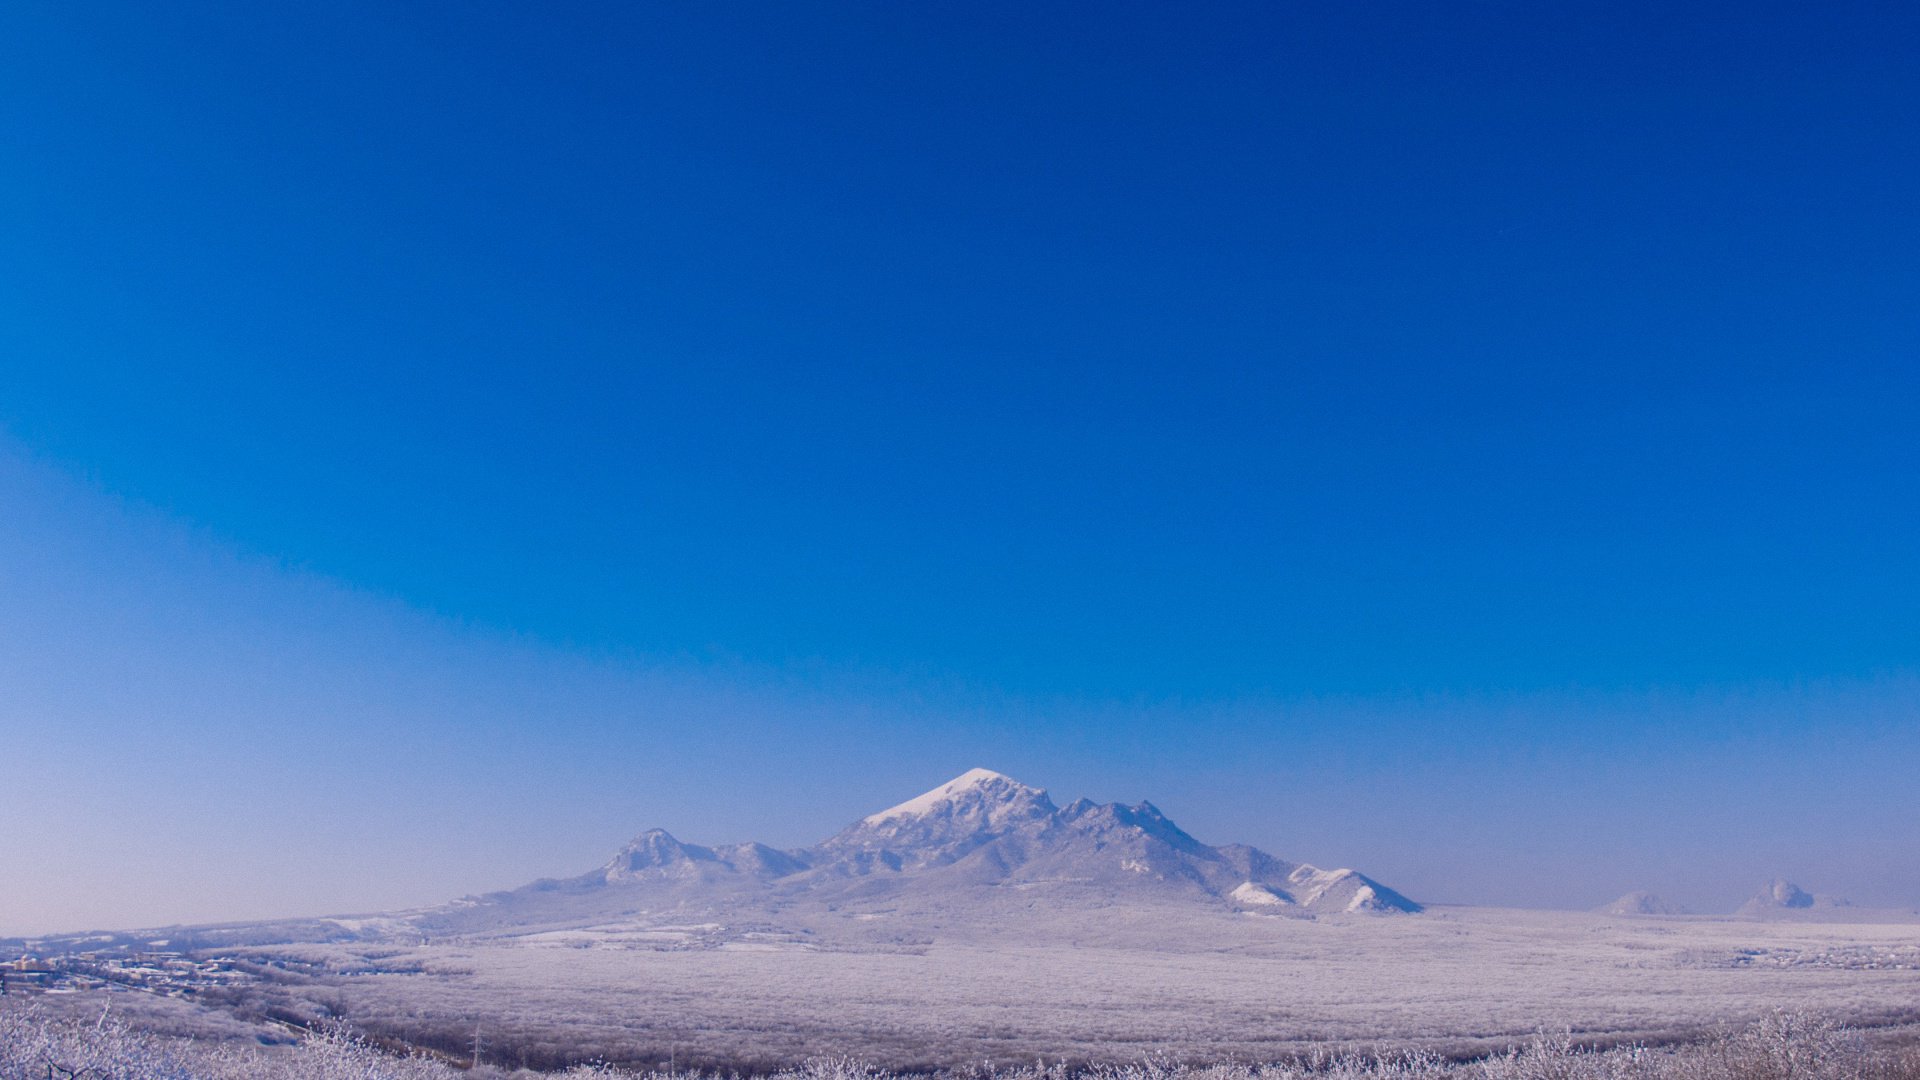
[1,949,254,999]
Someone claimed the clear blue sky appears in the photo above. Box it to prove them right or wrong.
[2,2,1917,934]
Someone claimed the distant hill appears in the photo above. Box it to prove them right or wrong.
[1735,878,1850,917]
[1595,891,1688,916]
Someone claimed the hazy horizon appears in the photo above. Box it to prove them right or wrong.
[5,3,1918,939]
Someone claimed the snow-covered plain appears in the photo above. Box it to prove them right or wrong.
[213,904,1920,1069]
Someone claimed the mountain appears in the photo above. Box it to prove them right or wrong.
[1735,878,1850,917]
[599,832,810,884]
[810,767,1065,876]
[1595,891,1688,916]
[431,768,1420,935]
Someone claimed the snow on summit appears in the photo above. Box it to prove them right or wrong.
[863,768,1026,824]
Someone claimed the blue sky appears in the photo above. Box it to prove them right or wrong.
[2,2,1917,933]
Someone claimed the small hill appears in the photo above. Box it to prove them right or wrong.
[1595,891,1688,916]
[1735,878,1851,917]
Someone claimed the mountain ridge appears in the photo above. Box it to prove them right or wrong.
[485,768,1420,924]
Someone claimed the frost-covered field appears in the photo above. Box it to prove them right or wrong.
[5,1001,1920,1080]
[190,906,1920,1069]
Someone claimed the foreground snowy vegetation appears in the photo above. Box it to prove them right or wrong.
[4,1003,1918,1080]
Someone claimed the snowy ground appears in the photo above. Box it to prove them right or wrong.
[210,905,1920,1069]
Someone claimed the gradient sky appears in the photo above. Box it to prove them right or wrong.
[3,2,1917,936]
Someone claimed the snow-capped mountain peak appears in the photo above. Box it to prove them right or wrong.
[860,768,1037,825]
[819,769,1060,873]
